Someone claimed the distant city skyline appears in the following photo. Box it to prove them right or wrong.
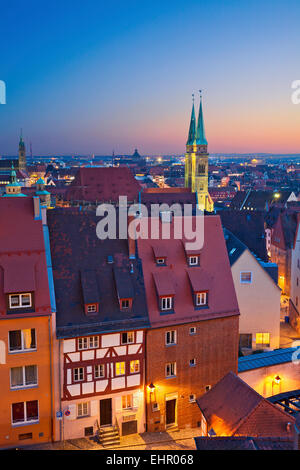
[1,0,300,155]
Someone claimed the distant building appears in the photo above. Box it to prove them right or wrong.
[224,228,281,352]
[0,133,27,174]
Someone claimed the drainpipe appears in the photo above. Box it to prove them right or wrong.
[58,338,62,442]
[48,315,54,442]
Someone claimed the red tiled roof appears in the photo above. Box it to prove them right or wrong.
[136,215,239,327]
[196,372,295,437]
[64,167,141,203]
[153,271,175,296]
[0,197,51,316]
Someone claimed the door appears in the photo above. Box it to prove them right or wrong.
[166,399,176,427]
[100,398,112,426]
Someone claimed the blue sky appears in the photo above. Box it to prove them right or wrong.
[0,0,300,155]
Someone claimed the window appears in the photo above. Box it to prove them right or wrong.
[240,272,252,283]
[9,329,36,352]
[189,358,196,367]
[121,299,130,309]
[189,256,199,266]
[239,333,252,349]
[12,400,38,425]
[161,296,173,311]
[156,258,166,265]
[122,395,133,410]
[189,394,196,403]
[94,364,105,379]
[115,362,125,376]
[130,360,140,373]
[189,327,196,335]
[78,336,99,350]
[256,333,270,348]
[166,362,176,378]
[196,292,207,306]
[9,293,32,309]
[10,365,37,389]
[205,385,211,392]
[121,332,134,344]
[77,402,89,418]
[86,304,97,313]
[73,367,84,382]
[165,330,176,345]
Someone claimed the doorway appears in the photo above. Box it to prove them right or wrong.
[100,398,112,426]
[166,398,176,427]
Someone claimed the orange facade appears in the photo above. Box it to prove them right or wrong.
[0,314,54,448]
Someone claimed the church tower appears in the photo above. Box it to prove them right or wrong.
[18,131,27,171]
[184,92,213,212]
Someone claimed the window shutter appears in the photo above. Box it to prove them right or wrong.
[66,404,76,420]
[90,400,98,417]
[133,392,140,409]
[115,397,122,413]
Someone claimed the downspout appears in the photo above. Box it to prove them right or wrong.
[59,338,62,442]
[48,315,54,441]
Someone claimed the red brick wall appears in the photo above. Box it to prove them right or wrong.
[145,315,239,432]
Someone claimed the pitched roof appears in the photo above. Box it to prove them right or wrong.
[47,208,150,338]
[136,215,239,328]
[194,436,293,450]
[220,210,267,261]
[64,167,141,203]
[196,371,295,437]
[238,347,298,372]
[0,197,51,316]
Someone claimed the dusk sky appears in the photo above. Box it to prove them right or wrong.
[1,0,300,156]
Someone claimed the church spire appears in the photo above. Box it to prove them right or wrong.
[186,94,197,146]
[196,91,208,146]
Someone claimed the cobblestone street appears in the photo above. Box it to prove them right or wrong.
[19,428,200,451]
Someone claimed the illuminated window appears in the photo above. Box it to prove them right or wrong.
[115,362,125,376]
[9,293,32,309]
[130,360,140,373]
[122,395,133,410]
[9,329,36,352]
[256,333,270,348]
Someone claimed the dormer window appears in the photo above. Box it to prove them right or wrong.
[161,296,173,311]
[195,291,208,307]
[156,257,166,266]
[120,298,133,310]
[84,303,99,315]
[188,256,199,266]
[9,293,32,309]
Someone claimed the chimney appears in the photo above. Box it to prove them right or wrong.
[128,214,136,259]
[33,196,41,220]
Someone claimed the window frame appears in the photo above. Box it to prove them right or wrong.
[161,296,173,311]
[130,360,140,374]
[8,329,36,353]
[11,400,39,426]
[115,361,125,376]
[240,271,252,284]
[10,365,38,390]
[121,331,134,345]
[73,367,84,382]
[195,292,208,307]
[165,362,176,378]
[9,293,32,309]
[77,402,89,418]
[94,364,105,379]
[165,330,176,346]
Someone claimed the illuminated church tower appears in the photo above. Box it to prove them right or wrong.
[185,92,213,212]
[18,131,27,172]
